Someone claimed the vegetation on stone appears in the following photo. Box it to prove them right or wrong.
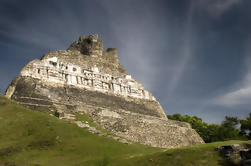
[75,113,108,134]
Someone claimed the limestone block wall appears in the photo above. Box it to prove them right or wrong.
[88,108,205,148]
[7,76,167,118]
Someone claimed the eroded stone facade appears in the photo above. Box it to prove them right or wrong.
[21,57,154,100]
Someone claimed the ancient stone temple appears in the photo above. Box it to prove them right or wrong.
[6,34,204,148]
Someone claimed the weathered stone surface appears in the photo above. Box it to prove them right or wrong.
[68,34,103,57]
[216,144,251,165]
[5,34,204,148]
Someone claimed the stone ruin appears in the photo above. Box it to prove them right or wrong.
[5,34,204,148]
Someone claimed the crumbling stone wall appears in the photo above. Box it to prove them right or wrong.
[68,34,103,57]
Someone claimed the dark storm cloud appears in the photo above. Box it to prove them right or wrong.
[0,0,251,123]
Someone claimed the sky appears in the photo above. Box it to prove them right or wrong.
[0,0,251,123]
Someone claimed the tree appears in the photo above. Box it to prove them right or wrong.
[240,113,251,139]
[206,124,220,142]
[218,116,240,141]
[221,116,239,129]
[167,114,246,142]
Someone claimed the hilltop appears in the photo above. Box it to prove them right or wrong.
[0,95,250,166]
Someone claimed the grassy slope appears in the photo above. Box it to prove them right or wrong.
[0,94,250,166]
[0,95,160,166]
[120,140,251,166]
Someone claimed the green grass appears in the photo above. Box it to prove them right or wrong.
[119,140,251,166]
[0,94,250,166]
[0,95,160,165]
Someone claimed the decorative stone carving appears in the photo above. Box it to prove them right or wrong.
[20,57,154,100]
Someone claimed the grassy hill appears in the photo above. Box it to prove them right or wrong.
[0,94,250,166]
